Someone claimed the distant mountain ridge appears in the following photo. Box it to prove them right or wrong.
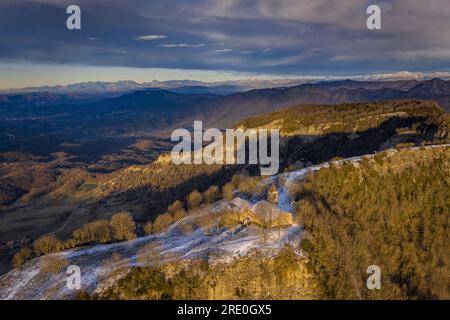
[0,80,261,95]
[3,70,450,95]
[180,78,450,127]
[0,80,244,96]
[2,78,450,112]
[1,78,450,159]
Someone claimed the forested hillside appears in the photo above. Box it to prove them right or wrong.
[291,147,450,299]
[239,100,448,136]
[239,100,449,166]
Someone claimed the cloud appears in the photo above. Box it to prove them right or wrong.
[391,48,450,61]
[135,35,167,41]
[261,53,313,67]
[158,43,205,48]
[213,49,233,52]
[1,0,450,77]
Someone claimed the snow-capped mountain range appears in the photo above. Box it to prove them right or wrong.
[2,71,450,95]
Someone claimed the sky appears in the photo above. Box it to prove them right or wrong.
[1,0,450,89]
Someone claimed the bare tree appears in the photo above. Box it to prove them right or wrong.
[187,190,203,210]
[33,235,62,256]
[137,242,163,268]
[109,211,136,241]
[12,247,32,268]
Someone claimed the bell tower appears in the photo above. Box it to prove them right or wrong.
[268,183,278,205]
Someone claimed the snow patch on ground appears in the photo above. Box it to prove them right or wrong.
[0,222,301,299]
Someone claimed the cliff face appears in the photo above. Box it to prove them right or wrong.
[100,247,318,300]
[204,250,317,300]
